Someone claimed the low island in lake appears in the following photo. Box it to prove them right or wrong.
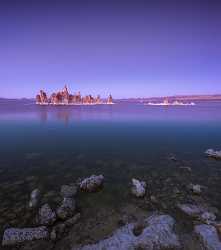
[146,98,195,106]
[36,85,114,105]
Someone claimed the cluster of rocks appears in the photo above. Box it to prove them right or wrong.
[2,174,104,246]
[36,85,114,105]
[2,173,221,250]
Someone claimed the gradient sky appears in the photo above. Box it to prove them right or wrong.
[0,0,221,98]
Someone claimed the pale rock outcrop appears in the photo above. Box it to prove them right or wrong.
[194,224,221,250]
[80,175,104,192]
[187,183,202,195]
[2,227,48,246]
[29,189,40,208]
[205,149,221,159]
[131,178,146,198]
[201,212,216,224]
[73,214,180,250]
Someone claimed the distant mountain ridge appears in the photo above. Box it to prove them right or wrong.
[119,94,221,102]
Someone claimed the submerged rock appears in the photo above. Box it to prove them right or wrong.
[56,198,76,220]
[64,213,81,227]
[131,178,146,198]
[61,184,77,198]
[80,175,104,192]
[168,154,177,161]
[73,214,180,250]
[188,184,202,195]
[195,224,221,250]
[179,166,192,172]
[29,189,40,208]
[205,149,221,159]
[38,204,56,225]
[177,203,205,218]
[2,226,48,246]
[50,213,80,241]
[177,203,216,224]
[50,223,66,241]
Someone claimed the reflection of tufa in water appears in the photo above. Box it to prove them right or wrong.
[146,98,195,106]
[36,85,114,105]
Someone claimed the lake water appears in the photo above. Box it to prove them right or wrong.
[0,99,221,247]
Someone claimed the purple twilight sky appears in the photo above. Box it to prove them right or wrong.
[0,0,221,99]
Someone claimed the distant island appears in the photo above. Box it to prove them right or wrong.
[36,85,113,105]
[146,98,195,106]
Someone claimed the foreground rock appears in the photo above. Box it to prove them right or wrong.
[131,178,146,198]
[56,198,76,220]
[195,224,221,250]
[38,204,56,225]
[80,175,104,192]
[73,214,180,250]
[61,184,77,198]
[2,227,48,246]
[29,189,40,208]
[205,149,221,159]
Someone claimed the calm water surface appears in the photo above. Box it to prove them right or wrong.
[0,99,221,236]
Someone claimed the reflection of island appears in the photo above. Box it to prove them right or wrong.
[146,98,195,106]
[36,85,114,105]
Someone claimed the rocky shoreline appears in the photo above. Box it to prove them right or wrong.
[2,167,221,250]
[1,149,221,249]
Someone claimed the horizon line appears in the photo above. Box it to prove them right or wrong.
[1,93,221,100]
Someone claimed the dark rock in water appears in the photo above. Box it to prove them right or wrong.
[21,240,54,250]
[131,178,146,198]
[38,204,56,225]
[29,189,41,208]
[194,224,221,250]
[73,214,180,250]
[132,221,145,236]
[79,175,104,192]
[64,213,81,227]
[50,213,80,241]
[2,226,48,246]
[50,223,66,241]
[150,195,159,204]
[56,198,76,220]
[61,184,77,198]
